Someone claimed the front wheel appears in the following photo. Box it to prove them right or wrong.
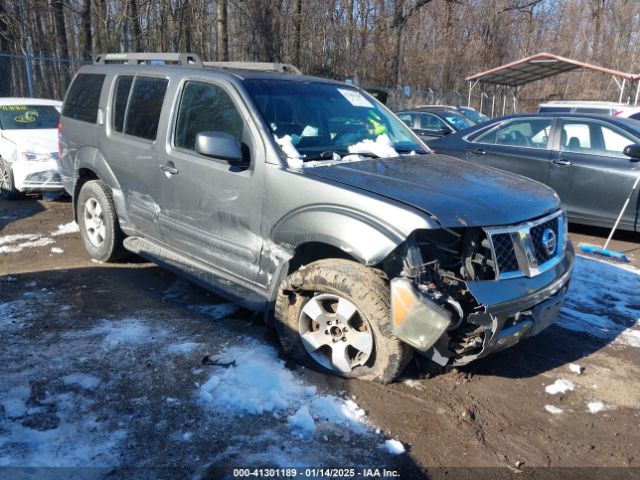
[77,180,127,262]
[275,259,411,383]
[0,158,22,200]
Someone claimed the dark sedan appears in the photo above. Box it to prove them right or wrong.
[396,107,475,143]
[429,113,640,232]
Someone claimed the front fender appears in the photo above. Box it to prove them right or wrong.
[271,205,417,265]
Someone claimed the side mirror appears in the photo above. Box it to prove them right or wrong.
[438,127,452,136]
[623,143,640,160]
[196,131,245,164]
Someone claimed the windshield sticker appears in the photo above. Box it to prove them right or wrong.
[14,111,38,123]
[337,88,374,108]
[0,105,27,111]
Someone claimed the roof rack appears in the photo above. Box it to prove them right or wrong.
[203,61,301,74]
[94,53,202,67]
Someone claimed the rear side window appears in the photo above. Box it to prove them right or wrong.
[476,118,552,149]
[112,76,134,133]
[123,77,168,140]
[63,73,105,123]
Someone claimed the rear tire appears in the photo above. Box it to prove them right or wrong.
[77,180,127,262]
[0,158,22,200]
[275,259,411,384]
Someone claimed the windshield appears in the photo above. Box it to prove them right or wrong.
[0,105,60,130]
[459,108,487,124]
[442,111,474,130]
[243,79,424,160]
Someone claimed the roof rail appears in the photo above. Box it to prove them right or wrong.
[203,61,301,74]
[94,53,202,67]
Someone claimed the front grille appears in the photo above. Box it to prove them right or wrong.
[485,211,564,279]
[492,233,518,273]
[530,217,559,263]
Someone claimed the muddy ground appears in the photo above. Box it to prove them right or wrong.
[1,197,639,480]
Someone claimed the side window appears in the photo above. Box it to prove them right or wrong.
[124,77,168,140]
[560,120,635,156]
[601,125,635,154]
[397,113,415,128]
[62,73,105,123]
[112,76,134,133]
[420,113,447,130]
[476,118,552,149]
[174,81,244,152]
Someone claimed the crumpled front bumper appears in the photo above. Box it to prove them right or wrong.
[12,159,63,192]
[392,242,575,366]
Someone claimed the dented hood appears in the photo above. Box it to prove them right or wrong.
[1,129,58,154]
[304,154,561,228]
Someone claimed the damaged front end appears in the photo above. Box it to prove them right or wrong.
[12,153,63,192]
[384,209,574,367]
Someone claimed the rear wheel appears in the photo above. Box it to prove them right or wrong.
[275,259,411,383]
[0,158,21,200]
[77,180,127,262]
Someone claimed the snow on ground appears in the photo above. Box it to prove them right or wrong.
[545,379,576,395]
[587,401,606,414]
[544,405,564,415]
[381,439,405,455]
[50,221,80,237]
[557,256,640,348]
[568,363,584,375]
[163,279,240,320]
[0,222,79,254]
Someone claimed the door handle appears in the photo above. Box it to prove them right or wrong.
[471,148,486,155]
[552,159,572,166]
[160,163,179,175]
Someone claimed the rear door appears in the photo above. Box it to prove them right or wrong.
[156,78,265,282]
[547,117,640,229]
[101,74,169,239]
[465,117,553,184]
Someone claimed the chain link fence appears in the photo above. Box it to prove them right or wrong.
[0,52,89,100]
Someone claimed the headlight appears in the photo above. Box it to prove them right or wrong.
[22,152,59,162]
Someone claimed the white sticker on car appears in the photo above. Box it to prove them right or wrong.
[337,88,374,108]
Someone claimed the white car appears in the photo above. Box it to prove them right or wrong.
[538,101,640,118]
[0,98,64,200]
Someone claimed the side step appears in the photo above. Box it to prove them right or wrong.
[124,236,268,311]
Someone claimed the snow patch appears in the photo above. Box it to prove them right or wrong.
[381,439,405,455]
[587,400,606,414]
[348,134,398,158]
[0,234,54,253]
[568,363,584,375]
[62,373,100,390]
[51,247,64,254]
[545,379,575,395]
[287,406,316,435]
[198,341,367,432]
[51,222,80,236]
[275,135,303,168]
[544,405,563,415]
[168,342,201,355]
[557,257,640,348]
[67,318,162,351]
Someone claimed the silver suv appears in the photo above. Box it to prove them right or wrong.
[58,53,574,383]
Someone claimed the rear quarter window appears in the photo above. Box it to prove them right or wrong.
[62,73,105,123]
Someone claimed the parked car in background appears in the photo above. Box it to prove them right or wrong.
[58,53,573,383]
[0,98,63,200]
[538,101,640,118]
[430,113,640,232]
[396,106,475,143]
[415,104,489,124]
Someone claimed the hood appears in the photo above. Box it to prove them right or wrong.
[1,129,58,154]
[304,154,561,228]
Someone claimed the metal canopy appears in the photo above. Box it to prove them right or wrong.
[466,52,635,87]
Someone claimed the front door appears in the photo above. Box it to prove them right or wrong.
[547,118,640,230]
[465,117,553,185]
[157,79,265,282]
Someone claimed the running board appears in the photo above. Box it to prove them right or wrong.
[124,236,268,310]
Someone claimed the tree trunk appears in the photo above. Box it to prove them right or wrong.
[81,0,92,60]
[216,0,228,61]
[130,0,143,52]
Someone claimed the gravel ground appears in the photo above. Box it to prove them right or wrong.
[1,197,639,480]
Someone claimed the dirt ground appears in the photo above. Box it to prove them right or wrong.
[1,197,640,480]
